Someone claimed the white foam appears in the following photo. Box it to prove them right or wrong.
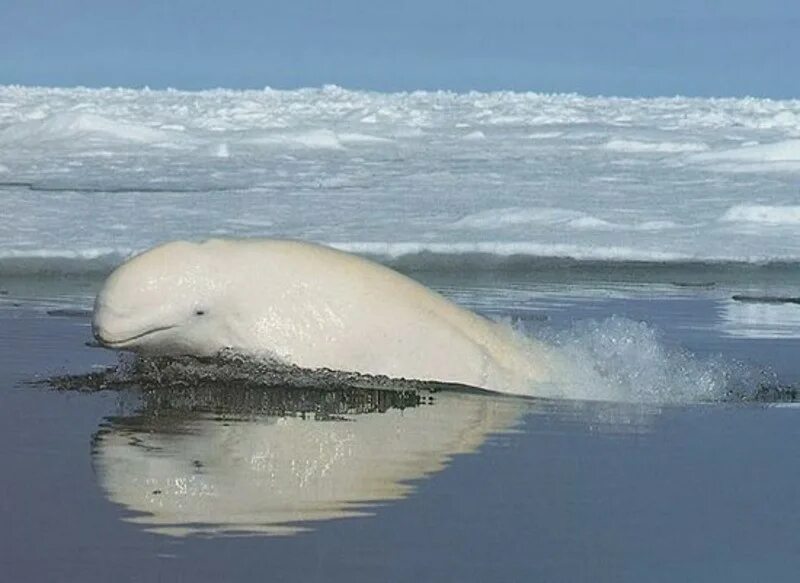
[720,205,800,225]
[533,316,740,403]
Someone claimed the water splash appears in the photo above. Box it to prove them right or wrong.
[523,316,779,404]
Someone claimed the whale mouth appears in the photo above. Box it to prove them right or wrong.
[95,325,177,348]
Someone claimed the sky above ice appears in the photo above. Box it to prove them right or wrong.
[1,0,798,97]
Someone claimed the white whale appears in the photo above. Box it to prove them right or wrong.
[92,239,554,394]
[94,391,523,536]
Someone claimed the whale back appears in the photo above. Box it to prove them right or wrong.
[94,239,551,394]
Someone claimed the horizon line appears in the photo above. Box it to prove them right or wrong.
[1,82,797,102]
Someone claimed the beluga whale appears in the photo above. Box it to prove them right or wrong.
[92,239,554,395]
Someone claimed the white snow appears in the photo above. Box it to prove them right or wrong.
[463,130,486,141]
[691,139,800,171]
[696,139,800,162]
[0,112,170,145]
[720,205,800,225]
[527,131,563,139]
[452,207,585,229]
[604,139,709,153]
[337,132,393,144]
[245,129,345,150]
[1,85,800,271]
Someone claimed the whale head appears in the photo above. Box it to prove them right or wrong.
[92,241,229,355]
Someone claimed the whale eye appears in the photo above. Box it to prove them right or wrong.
[195,309,206,316]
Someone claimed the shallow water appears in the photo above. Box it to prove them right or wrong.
[2,277,800,582]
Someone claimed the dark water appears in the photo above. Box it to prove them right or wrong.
[2,282,800,582]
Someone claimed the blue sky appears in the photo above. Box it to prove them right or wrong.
[1,0,798,97]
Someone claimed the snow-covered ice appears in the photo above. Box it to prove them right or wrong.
[2,85,800,275]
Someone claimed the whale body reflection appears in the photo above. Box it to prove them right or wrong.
[93,387,524,536]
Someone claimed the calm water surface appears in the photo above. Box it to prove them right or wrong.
[1,278,800,582]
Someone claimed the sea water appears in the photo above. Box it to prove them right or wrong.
[3,85,800,397]
[2,86,800,581]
